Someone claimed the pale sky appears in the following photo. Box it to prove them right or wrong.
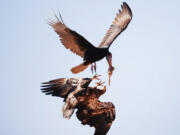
[1,0,180,135]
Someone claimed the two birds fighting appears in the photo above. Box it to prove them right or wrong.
[48,2,132,85]
[42,2,133,135]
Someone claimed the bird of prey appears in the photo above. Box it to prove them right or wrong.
[41,76,115,135]
[41,75,100,118]
[76,87,115,135]
[48,2,132,85]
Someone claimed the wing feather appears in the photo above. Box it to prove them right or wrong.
[41,78,77,98]
[48,15,95,58]
[98,2,132,48]
[41,77,92,98]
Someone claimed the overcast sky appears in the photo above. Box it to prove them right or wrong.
[1,0,180,135]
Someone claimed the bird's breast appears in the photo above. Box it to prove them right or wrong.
[84,48,108,62]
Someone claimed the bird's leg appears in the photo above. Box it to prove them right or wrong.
[106,53,115,86]
[94,62,96,73]
[91,63,96,73]
[91,64,94,74]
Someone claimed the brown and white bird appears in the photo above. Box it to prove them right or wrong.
[41,76,115,135]
[48,2,132,84]
[41,75,100,118]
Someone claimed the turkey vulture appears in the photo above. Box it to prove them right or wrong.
[41,76,115,135]
[48,2,132,85]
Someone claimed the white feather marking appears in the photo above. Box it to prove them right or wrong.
[62,78,84,119]
[62,93,78,119]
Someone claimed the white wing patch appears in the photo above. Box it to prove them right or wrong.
[99,25,122,48]
[98,2,132,48]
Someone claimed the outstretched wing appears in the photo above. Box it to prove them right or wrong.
[41,78,78,98]
[48,14,96,58]
[41,78,93,98]
[98,2,132,48]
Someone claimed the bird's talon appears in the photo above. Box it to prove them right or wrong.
[93,74,101,80]
[96,81,105,87]
[108,66,115,86]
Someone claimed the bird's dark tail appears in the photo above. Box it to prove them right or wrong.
[71,62,90,74]
[94,123,112,135]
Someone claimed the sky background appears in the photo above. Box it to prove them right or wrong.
[1,0,180,135]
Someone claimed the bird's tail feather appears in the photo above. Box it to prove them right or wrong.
[71,63,90,74]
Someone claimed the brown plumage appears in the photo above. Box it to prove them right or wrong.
[76,87,115,135]
[41,76,98,101]
[41,76,115,135]
[41,75,100,118]
[48,2,132,84]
